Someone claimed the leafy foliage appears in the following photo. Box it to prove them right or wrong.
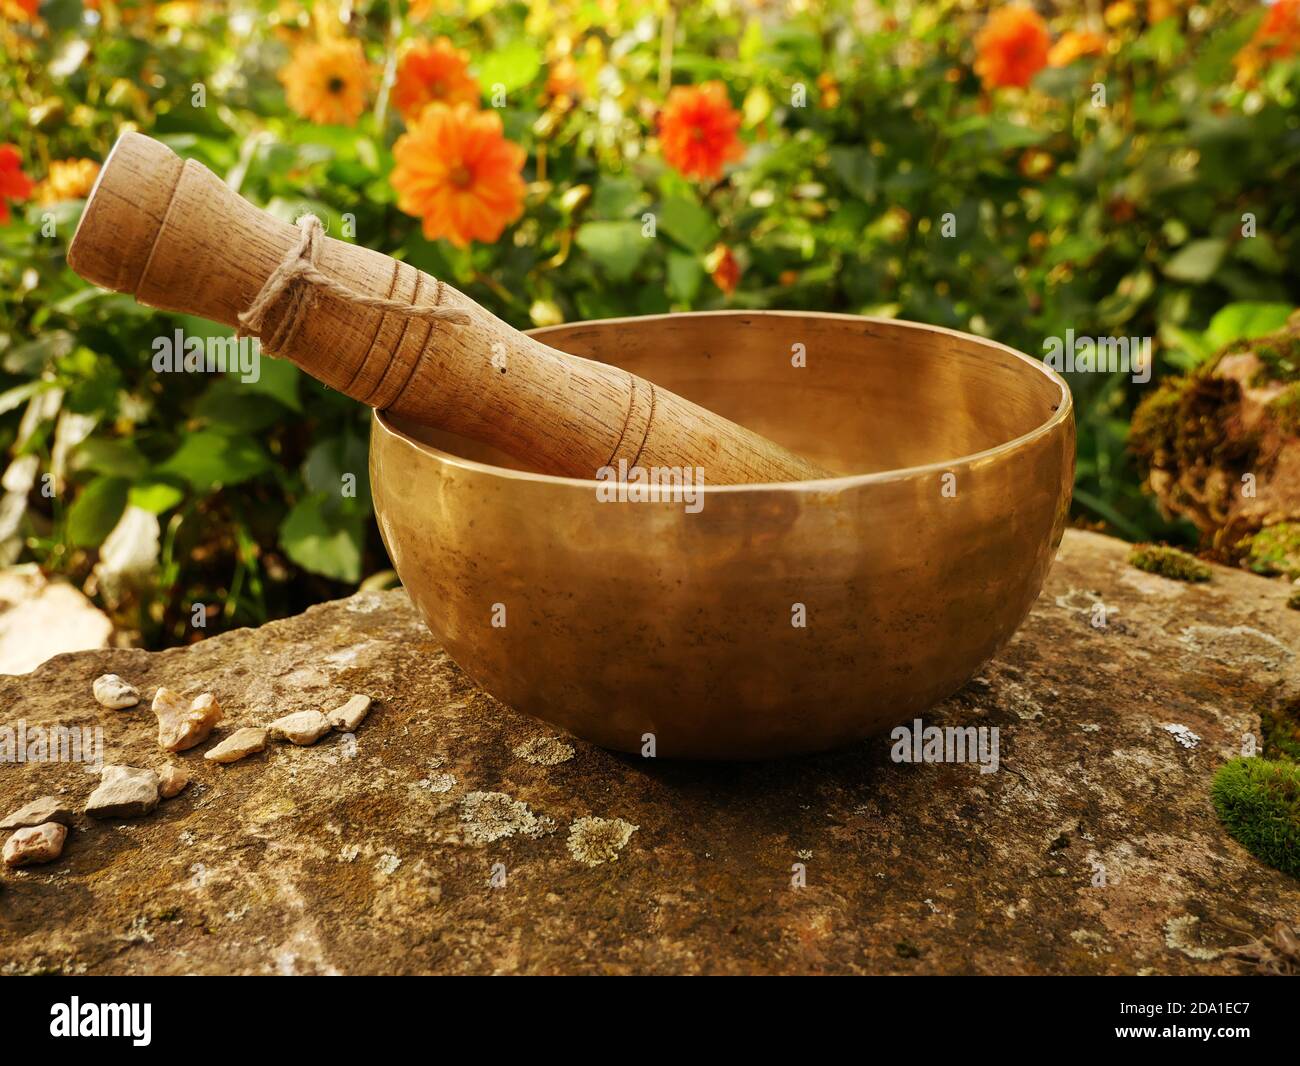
[1,0,1299,645]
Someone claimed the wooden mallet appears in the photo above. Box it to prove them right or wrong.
[67,132,831,483]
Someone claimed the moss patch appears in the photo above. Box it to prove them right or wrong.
[1211,758,1300,879]
[1236,522,1300,579]
[1269,383,1300,436]
[1128,544,1212,582]
[1248,330,1300,386]
[1261,697,1300,763]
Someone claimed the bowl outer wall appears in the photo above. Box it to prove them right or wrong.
[369,312,1075,759]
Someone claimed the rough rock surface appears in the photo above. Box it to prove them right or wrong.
[84,766,159,820]
[1,796,75,829]
[0,570,113,676]
[0,530,1296,975]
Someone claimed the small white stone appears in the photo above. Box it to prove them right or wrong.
[157,763,190,799]
[204,727,268,764]
[327,694,371,732]
[85,765,160,819]
[3,822,67,867]
[153,687,222,752]
[93,673,140,709]
[268,710,331,746]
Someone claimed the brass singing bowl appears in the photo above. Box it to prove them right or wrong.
[371,311,1074,759]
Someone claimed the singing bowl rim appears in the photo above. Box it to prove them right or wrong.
[374,310,1072,489]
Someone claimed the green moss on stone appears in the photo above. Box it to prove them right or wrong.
[1128,544,1212,582]
[1237,522,1300,579]
[1249,331,1300,386]
[1262,698,1300,763]
[1212,758,1300,879]
[1269,383,1300,435]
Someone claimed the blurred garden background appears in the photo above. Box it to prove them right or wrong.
[1,0,1298,649]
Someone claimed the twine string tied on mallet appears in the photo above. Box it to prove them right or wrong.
[237,214,472,354]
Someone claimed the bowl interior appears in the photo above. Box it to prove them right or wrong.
[394,311,1066,477]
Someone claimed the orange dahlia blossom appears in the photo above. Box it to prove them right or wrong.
[391,103,526,248]
[1252,0,1300,59]
[280,39,371,126]
[707,244,741,296]
[0,145,34,225]
[36,158,100,205]
[657,82,745,181]
[393,38,479,122]
[974,7,1051,90]
[1048,30,1107,67]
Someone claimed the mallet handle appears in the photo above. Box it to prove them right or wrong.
[68,132,830,483]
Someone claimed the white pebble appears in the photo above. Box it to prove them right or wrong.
[93,673,139,710]
[268,710,331,746]
[327,694,372,732]
[204,727,268,764]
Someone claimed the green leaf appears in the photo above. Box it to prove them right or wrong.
[279,494,364,583]
[158,430,271,490]
[194,379,288,433]
[1097,269,1155,326]
[1204,302,1294,350]
[828,146,878,200]
[304,434,371,513]
[129,481,185,515]
[3,331,75,375]
[66,477,128,549]
[666,252,704,304]
[593,177,645,219]
[72,438,148,479]
[478,40,541,95]
[1163,238,1227,283]
[575,221,650,282]
[657,196,718,254]
[244,357,302,412]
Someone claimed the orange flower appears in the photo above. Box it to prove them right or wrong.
[816,72,841,109]
[280,39,371,126]
[974,7,1051,90]
[707,244,741,296]
[393,38,479,122]
[0,144,34,225]
[1048,30,1107,67]
[1257,0,1300,54]
[1018,148,1055,180]
[391,103,526,248]
[657,82,745,181]
[4,0,41,20]
[545,56,583,100]
[35,158,100,205]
